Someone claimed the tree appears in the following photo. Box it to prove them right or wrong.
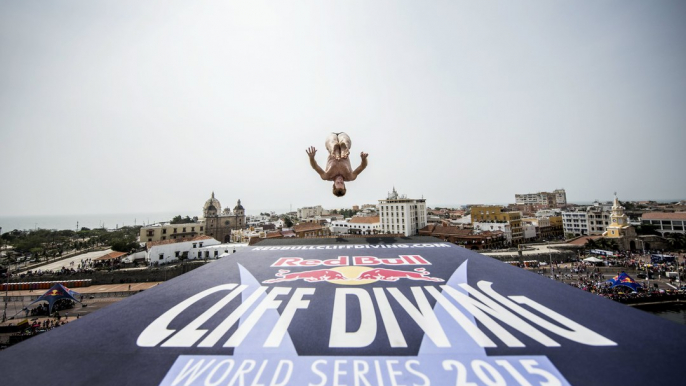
[284,217,294,228]
[111,236,139,253]
[585,238,599,251]
[170,215,194,224]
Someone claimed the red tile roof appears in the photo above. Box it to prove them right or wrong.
[95,251,127,261]
[293,223,326,232]
[349,216,380,224]
[642,212,686,220]
[566,236,603,245]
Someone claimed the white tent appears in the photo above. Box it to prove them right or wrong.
[583,256,604,263]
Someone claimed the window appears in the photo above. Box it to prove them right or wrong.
[192,227,195,231]
[199,242,203,247]
[183,227,187,232]
[175,251,179,257]
[174,228,178,233]
[159,254,164,260]
[214,251,218,257]
[192,243,197,248]
[162,229,167,234]
[200,226,204,231]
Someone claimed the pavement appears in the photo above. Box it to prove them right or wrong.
[483,242,573,257]
[14,248,113,274]
[0,282,163,328]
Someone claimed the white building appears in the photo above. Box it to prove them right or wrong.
[641,212,686,235]
[329,217,381,235]
[562,202,611,237]
[329,220,351,235]
[147,236,220,265]
[379,188,427,237]
[562,211,589,237]
[473,222,512,243]
[522,223,537,240]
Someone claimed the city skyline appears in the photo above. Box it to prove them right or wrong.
[2,1,685,217]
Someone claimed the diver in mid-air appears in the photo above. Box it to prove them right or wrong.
[306,132,368,197]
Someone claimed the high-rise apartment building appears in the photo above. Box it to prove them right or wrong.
[562,201,611,237]
[379,188,427,236]
[515,189,566,207]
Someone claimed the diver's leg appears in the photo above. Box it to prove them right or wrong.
[338,132,351,159]
[325,133,340,159]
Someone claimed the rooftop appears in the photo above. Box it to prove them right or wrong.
[642,212,686,220]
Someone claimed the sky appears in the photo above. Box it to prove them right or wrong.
[1,0,685,218]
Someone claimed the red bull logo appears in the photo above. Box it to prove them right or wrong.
[263,255,444,285]
[355,267,443,282]
[271,255,430,268]
[264,269,348,283]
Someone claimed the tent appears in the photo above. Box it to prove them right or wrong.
[607,271,643,292]
[583,256,604,263]
[28,283,82,315]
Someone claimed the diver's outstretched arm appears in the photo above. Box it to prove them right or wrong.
[307,146,327,179]
[351,152,368,180]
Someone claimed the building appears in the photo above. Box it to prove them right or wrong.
[522,223,537,240]
[349,216,381,235]
[562,201,611,238]
[139,222,204,244]
[379,188,427,237]
[603,195,636,239]
[419,224,506,250]
[147,235,220,265]
[298,206,325,220]
[331,216,381,235]
[202,192,246,243]
[470,206,523,244]
[139,192,245,244]
[515,189,566,207]
[473,222,512,244]
[562,211,588,237]
[641,212,686,235]
[292,222,332,238]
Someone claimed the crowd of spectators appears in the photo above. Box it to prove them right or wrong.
[532,254,685,305]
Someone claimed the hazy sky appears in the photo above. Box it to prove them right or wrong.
[1,1,685,217]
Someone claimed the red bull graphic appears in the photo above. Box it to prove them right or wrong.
[355,267,443,282]
[262,266,443,284]
[265,255,442,284]
[263,269,347,283]
[271,255,430,267]
[46,289,63,296]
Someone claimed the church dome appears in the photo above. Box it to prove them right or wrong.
[234,199,244,211]
[203,192,222,217]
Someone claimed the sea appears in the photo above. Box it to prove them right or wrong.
[1,212,202,232]
[0,209,282,232]
[636,303,686,326]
